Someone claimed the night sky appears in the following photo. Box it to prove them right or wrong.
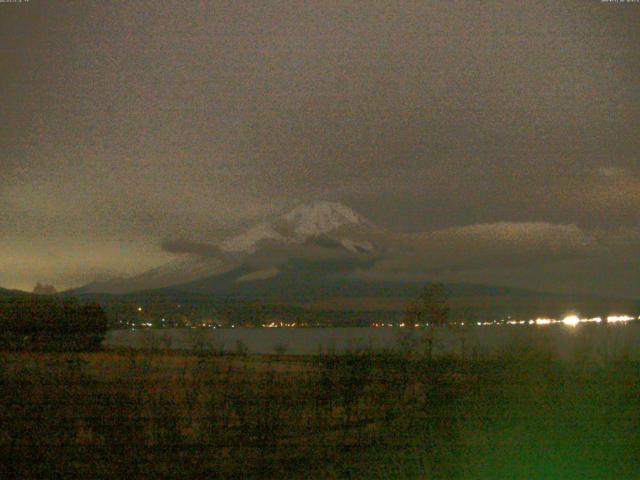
[1,1,638,296]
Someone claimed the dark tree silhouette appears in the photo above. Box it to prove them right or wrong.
[405,284,451,359]
[0,296,108,351]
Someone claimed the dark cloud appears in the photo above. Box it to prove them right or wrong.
[244,237,378,273]
[350,223,640,296]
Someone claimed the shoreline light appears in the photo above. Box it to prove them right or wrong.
[562,315,580,327]
[584,317,602,324]
[607,315,634,323]
[535,318,553,325]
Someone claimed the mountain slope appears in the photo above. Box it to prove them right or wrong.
[77,255,234,295]
[75,276,640,323]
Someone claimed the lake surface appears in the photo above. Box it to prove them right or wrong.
[105,323,640,359]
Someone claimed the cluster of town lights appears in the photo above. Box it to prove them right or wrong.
[263,321,299,328]
[372,315,638,328]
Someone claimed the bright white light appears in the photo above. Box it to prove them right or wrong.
[535,318,553,325]
[562,315,580,327]
[607,315,633,323]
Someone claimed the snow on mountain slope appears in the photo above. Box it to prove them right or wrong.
[236,267,280,283]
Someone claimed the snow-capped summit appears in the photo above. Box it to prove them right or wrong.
[219,201,376,254]
[283,201,371,236]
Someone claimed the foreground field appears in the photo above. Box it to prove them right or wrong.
[1,343,639,479]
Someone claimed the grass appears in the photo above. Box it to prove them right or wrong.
[0,342,638,479]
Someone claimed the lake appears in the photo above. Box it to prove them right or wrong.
[105,322,640,359]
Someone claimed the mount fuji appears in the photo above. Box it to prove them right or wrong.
[77,201,386,295]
